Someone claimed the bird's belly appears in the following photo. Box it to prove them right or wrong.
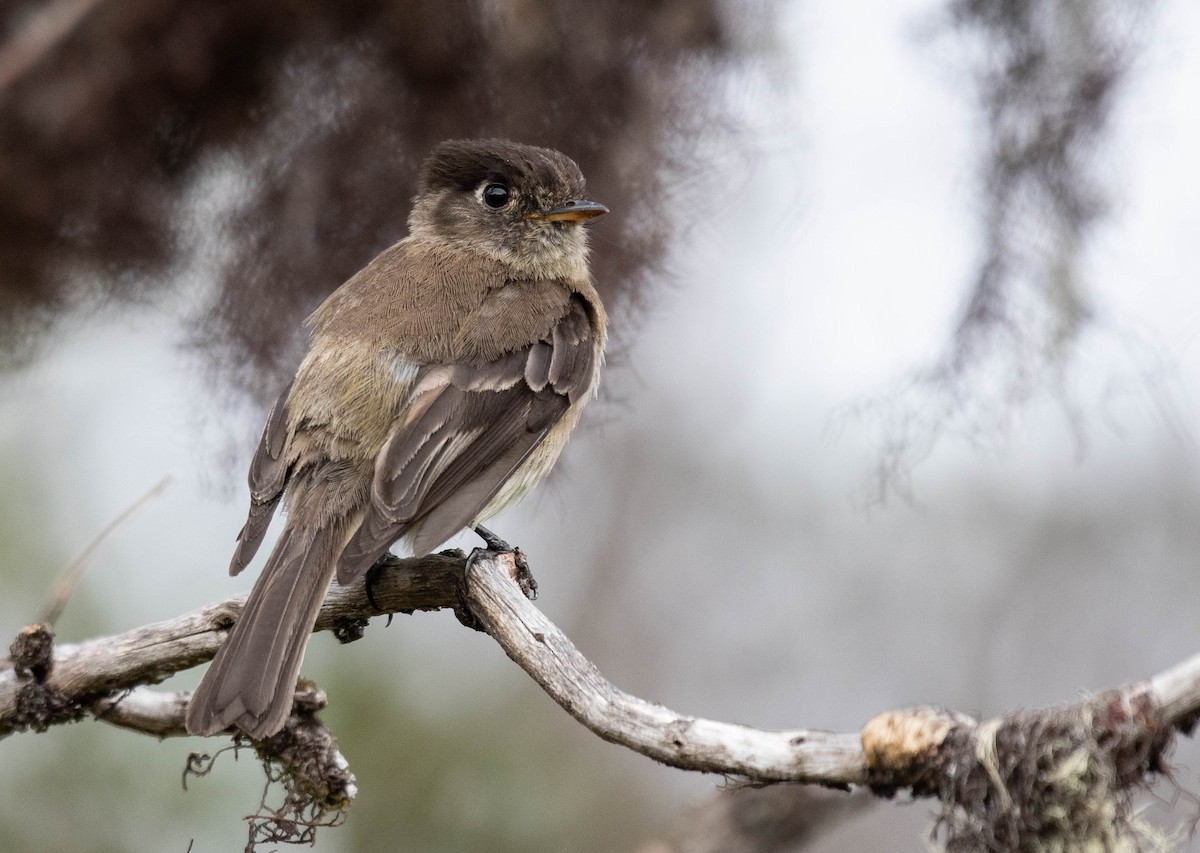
[475,406,582,523]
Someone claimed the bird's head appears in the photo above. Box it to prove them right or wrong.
[409,138,608,280]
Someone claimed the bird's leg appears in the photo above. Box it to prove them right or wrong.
[365,552,404,626]
[472,523,511,552]
[469,524,538,601]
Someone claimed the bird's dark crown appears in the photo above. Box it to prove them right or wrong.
[419,138,587,204]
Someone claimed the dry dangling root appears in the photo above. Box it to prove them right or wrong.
[184,684,356,851]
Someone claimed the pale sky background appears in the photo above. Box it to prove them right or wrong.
[2,0,1199,850]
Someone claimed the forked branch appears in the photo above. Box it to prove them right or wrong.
[2,550,1198,849]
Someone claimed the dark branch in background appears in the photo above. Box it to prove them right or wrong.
[0,0,105,90]
[946,0,1142,355]
[637,786,875,853]
[0,0,759,400]
[855,0,1155,499]
[2,552,1199,850]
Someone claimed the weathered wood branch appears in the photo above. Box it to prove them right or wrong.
[2,547,1199,848]
[0,550,865,785]
[0,552,465,738]
[465,552,864,785]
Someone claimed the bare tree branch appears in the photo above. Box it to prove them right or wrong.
[1151,651,1200,725]
[92,687,191,737]
[2,549,1198,849]
[0,552,465,737]
[464,553,865,785]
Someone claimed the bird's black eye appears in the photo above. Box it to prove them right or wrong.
[482,182,510,208]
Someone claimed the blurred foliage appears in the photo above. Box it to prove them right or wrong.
[945,0,1148,351]
[0,0,757,404]
[857,0,1157,500]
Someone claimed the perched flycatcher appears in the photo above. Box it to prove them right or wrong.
[186,139,608,738]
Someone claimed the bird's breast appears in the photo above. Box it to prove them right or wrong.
[286,338,420,463]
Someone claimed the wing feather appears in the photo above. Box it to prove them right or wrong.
[525,341,552,391]
[335,295,597,583]
[229,382,294,576]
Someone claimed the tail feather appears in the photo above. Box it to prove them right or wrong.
[186,524,339,738]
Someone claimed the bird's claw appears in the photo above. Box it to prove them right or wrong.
[365,553,401,626]
[466,525,538,601]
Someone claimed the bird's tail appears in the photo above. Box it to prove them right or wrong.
[186,523,339,738]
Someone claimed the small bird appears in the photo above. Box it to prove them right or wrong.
[185,139,608,738]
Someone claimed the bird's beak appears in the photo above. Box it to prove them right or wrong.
[530,200,609,223]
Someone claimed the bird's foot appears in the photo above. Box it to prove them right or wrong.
[468,524,538,601]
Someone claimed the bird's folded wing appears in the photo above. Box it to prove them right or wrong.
[335,294,596,582]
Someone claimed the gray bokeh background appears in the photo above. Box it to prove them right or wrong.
[3,0,1199,850]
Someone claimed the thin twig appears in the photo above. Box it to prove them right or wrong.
[41,476,173,626]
